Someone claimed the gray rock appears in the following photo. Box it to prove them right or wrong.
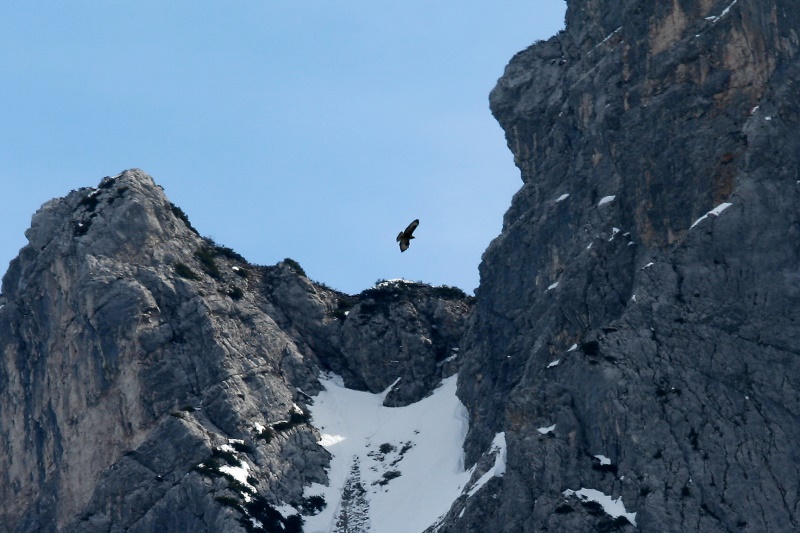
[434,0,800,531]
[0,170,473,532]
[2,1,800,531]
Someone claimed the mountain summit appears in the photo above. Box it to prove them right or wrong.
[3,0,800,531]
[0,170,472,532]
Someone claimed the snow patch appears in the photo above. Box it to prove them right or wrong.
[466,433,507,497]
[706,0,738,23]
[555,193,570,203]
[562,488,637,526]
[567,344,578,352]
[376,278,413,289]
[598,195,616,206]
[641,261,654,270]
[594,455,612,466]
[547,359,561,368]
[219,462,255,493]
[441,348,459,363]
[690,202,733,229]
[304,374,472,533]
[537,424,556,435]
[547,282,559,291]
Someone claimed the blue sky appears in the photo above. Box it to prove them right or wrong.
[0,1,565,295]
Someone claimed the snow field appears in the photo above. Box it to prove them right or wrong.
[302,374,477,533]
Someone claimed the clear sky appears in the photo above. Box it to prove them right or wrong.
[0,1,565,295]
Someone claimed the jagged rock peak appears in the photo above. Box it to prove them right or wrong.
[3,169,203,300]
[0,169,475,532]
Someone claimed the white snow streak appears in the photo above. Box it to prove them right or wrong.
[466,433,507,497]
[594,27,622,49]
[547,282,560,291]
[706,0,738,23]
[537,424,556,435]
[442,354,458,364]
[547,359,561,368]
[562,488,637,526]
[598,195,616,206]
[690,202,733,229]
[555,193,570,203]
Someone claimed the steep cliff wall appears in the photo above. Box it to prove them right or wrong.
[440,0,800,531]
[0,171,472,532]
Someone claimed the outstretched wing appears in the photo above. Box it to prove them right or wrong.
[403,219,419,238]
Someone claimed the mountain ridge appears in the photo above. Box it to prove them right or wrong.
[3,0,800,531]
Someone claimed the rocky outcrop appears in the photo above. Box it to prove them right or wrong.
[262,272,471,408]
[435,0,800,532]
[3,1,800,531]
[0,170,472,532]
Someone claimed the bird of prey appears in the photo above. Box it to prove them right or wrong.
[396,219,419,252]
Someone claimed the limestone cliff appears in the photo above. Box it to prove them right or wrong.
[0,171,471,532]
[437,0,800,531]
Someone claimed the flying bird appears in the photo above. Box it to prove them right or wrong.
[396,219,419,252]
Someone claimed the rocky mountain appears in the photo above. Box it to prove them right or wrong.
[2,0,800,531]
[0,171,471,532]
[442,0,800,531]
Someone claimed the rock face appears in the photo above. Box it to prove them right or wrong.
[0,171,472,532]
[438,0,800,532]
[2,1,800,531]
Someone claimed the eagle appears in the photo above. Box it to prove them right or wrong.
[396,219,419,252]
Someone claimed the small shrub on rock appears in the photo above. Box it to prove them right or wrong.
[175,263,200,280]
